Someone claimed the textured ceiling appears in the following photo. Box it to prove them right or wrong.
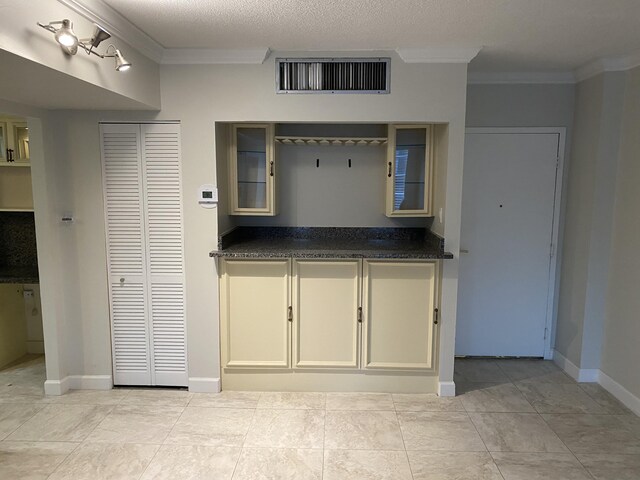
[101,0,640,72]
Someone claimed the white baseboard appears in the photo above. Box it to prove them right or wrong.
[553,349,640,416]
[552,349,600,382]
[44,377,70,396]
[189,377,221,393]
[68,375,113,390]
[26,341,45,354]
[44,375,112,395]
[599,371,640,417]
[438,381,456,397]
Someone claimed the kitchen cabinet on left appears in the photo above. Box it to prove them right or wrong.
[229,124,277,216]
[0,118,32,212]
[100,123,187,387]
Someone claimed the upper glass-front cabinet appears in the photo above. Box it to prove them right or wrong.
[0,121,29,163]
[13,123,30,161]
[230,124,276,215]
[0,123,6,162]
[386,125,433,217]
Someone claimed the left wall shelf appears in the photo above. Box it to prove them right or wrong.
[0,163,31,168]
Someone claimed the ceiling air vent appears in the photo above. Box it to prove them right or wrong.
[276,58,390,94]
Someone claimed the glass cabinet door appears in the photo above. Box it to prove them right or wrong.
[0,123,7,162]
[231,124,275,215]
[13,123,29,161]
[386,125,432,216]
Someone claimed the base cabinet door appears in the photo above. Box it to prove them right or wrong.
[363,260,436,370]
[293,260,361,368]
[220,259,291,368]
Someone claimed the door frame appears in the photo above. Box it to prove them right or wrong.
[463,127,566,359]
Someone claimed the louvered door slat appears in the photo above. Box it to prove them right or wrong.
[141,124,187,387]
[101,124,152,386]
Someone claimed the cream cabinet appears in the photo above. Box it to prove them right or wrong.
[219,259,291,368]
[229,124,276,216]
[293,259,361,368]
[0,119,33,212]
[219,258,438,375]
[362,260,437,370]
[386,125,433,217]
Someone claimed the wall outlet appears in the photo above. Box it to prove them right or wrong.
[23,289,34,299]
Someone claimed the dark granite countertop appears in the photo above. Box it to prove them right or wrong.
[0,265,39,284]
[210,227,454,260]
[0,212,39,283]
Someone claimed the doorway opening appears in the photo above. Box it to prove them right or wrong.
[0,113,45,394]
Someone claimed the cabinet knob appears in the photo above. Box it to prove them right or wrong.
[387,161,392,178]
[269,161,274,177]
[119,277,125,284]
[434,307,439,325]
[357,307,363,323]
[287,305,293,322]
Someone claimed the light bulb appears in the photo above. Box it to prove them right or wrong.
[54,20,78,49]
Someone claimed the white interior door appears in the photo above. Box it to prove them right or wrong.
[102,123,186,387]
[456,131,560,357]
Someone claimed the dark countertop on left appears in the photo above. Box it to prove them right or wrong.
[0,211,39,283]
[210,227,454,260]
[0,265,39,284]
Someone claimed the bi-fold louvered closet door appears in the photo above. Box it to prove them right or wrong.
[100,123,187,387]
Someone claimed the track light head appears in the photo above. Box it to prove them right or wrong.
[37,19,132,72]
[53,19,78,54]
[114,49,132,72]
[89,24,111,49]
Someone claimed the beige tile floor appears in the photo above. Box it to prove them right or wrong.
[1,356,640,479]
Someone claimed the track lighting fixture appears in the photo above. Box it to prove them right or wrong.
[37,19,132,72]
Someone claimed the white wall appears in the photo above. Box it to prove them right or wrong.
[24,52,468,392]
[601,65,640,399]
[0,0,160,109]
[555,72,625,368]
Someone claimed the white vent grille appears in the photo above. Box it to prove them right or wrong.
[276,58,390,94]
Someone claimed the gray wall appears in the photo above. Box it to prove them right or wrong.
[466,84,575,128]
[555,72,625,369]
[601,66,640,399]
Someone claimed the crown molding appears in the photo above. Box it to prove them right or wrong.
[57,0,164,62]
[396,47,481,64]
[162,48,271,65]
[575,50,640,82]
[467,71,576,85]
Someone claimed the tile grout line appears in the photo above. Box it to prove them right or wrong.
[44,440,83,480]
[392,394,417,480]
[1,402,46,441]
[134,443,163,480]
[536,410,602,480]
[461,380,507,480]
[230,394,261,480]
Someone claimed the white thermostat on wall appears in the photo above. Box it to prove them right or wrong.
[198,184,218,208]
